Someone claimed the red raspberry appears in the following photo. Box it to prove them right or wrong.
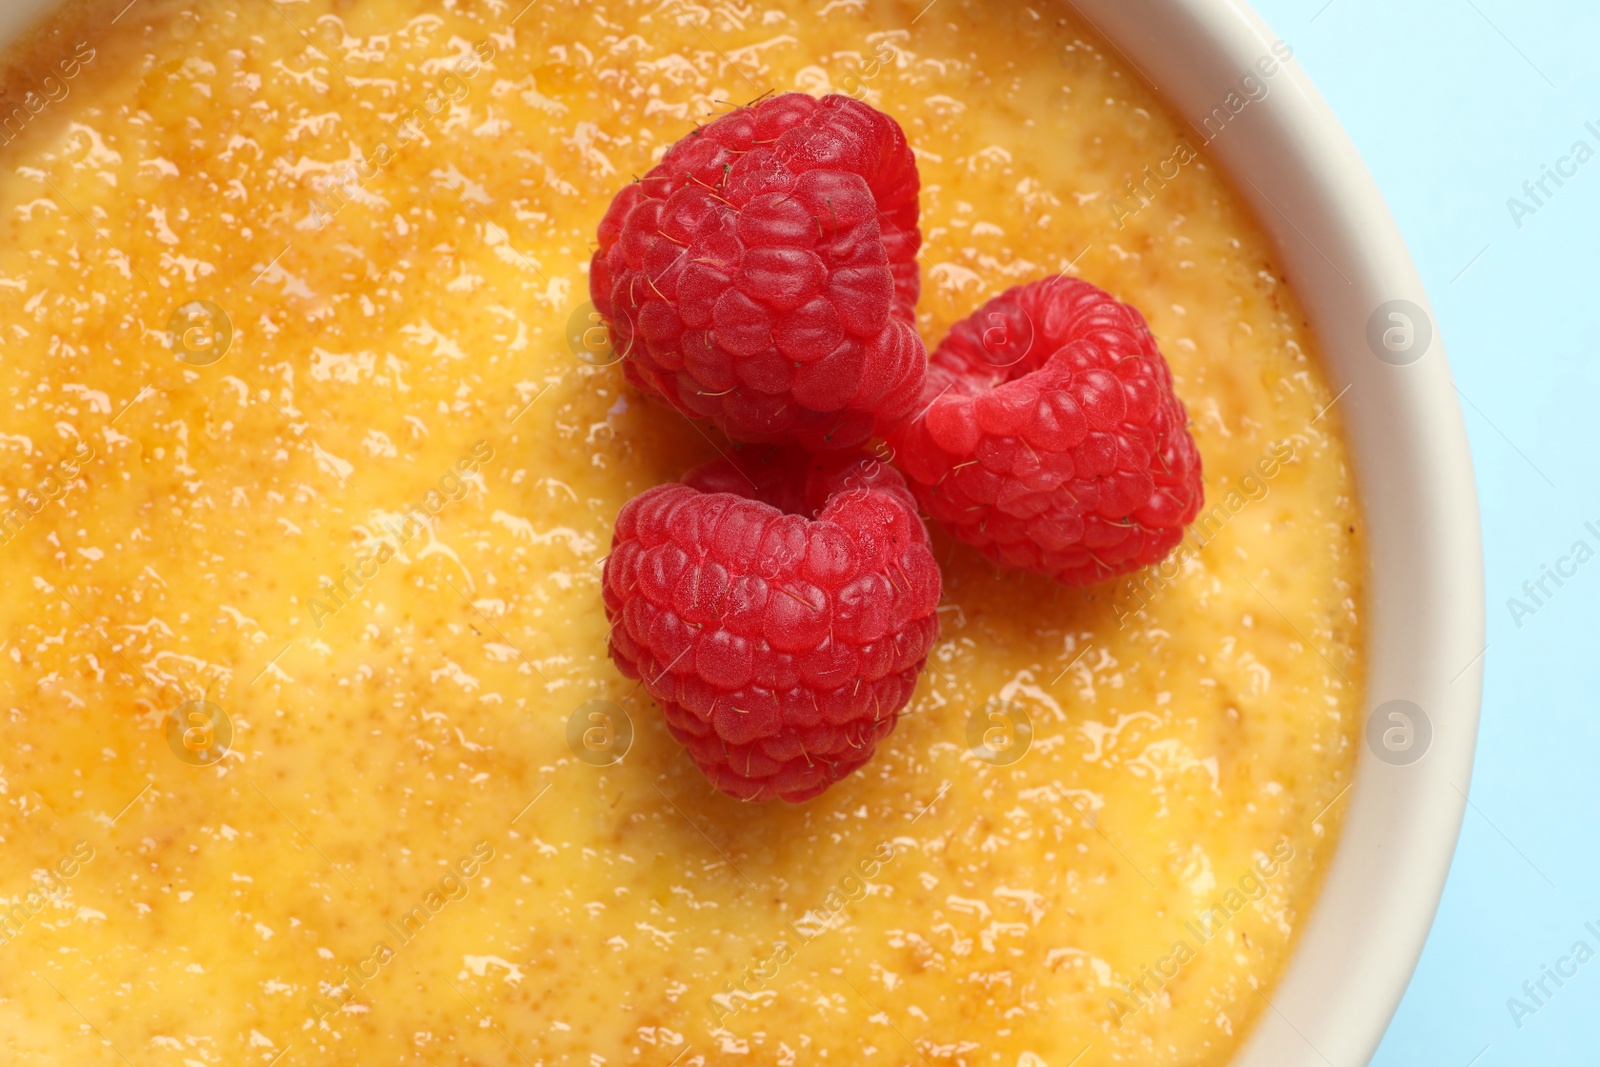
[590,92,927,452]
[600,448,941,802]
[888,277,1203,586]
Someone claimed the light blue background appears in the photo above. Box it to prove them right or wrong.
[1248,0,1600,1063]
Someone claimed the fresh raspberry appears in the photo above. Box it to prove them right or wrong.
[600,448,941,803]
[888,277,1203,586]
[590,92,927,452]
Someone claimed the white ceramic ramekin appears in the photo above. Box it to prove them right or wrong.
[1069,1,1485,1064]
[0,0,1483,1063]
[0,2,44,43]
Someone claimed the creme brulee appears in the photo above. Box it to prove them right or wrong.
[0,1,1363,1065]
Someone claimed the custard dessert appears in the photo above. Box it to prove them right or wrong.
[0,1,1363,1065]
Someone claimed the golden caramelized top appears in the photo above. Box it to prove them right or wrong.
[0,2,1360,1065]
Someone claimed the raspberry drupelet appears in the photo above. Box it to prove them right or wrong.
[888,276,1204,586]
[590,92,927,451]
[601,447,941,802]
